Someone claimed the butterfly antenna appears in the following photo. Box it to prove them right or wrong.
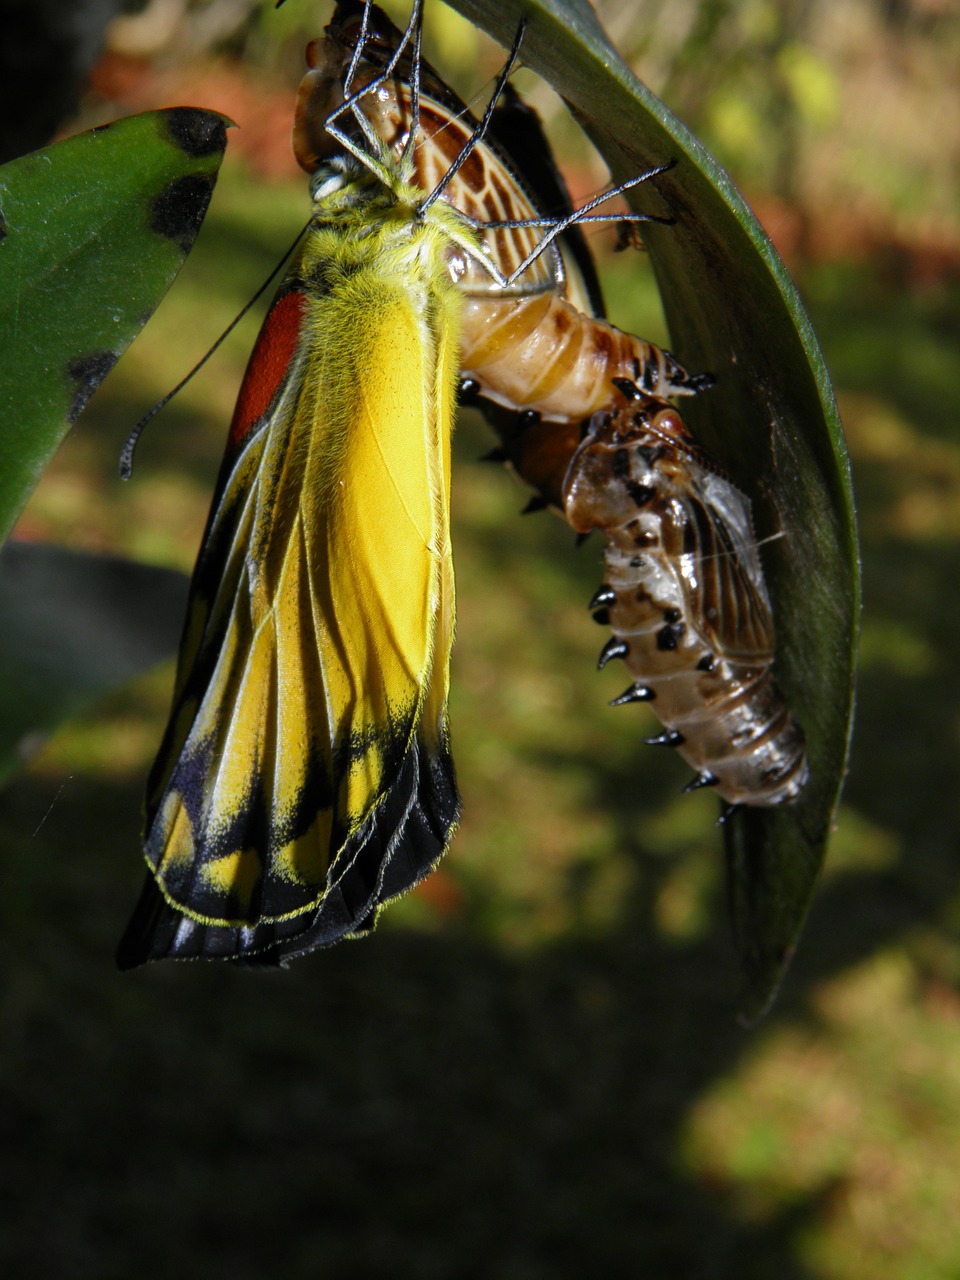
[380,0,423,81]
[328,0,423,168]
[419,15,526,217]
[342,0,375,96]
[504,161,675,285]
[402,0,424,169]
[118,223,308,480]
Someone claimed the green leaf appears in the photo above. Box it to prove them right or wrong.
[0,541,189,786]
[451,0,860,1019]
[0,108,230,544]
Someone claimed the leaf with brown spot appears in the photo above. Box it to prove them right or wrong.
[0,109,230,543]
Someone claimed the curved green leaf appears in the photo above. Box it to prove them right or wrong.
[451,0,860,1018]
[0,541,189,786]
[0,108,230,543]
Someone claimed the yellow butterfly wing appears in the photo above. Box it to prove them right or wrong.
[118,207,463,965]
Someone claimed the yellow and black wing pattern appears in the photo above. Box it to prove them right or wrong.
[118,198,464,966]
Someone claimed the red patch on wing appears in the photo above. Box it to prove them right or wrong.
[227,290,306,450]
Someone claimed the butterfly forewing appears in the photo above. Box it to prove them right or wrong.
[119,17,470,964]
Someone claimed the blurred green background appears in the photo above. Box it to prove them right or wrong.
[2,0,959,1275]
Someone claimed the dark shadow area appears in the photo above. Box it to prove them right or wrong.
[6,255,956,1277]
[1,767,822,1280]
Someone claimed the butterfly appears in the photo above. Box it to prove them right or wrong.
[118,0,535,965]
[563,378,807,807]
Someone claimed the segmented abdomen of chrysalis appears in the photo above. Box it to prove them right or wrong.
[458,292,707,423]
[562,385,808,807]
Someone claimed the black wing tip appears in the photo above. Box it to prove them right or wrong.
[116,737,461,968]
[115,875,287,969]
[277,734,461,962]
[115,876,170,970]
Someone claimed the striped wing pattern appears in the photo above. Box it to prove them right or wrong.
[119,169,466,965]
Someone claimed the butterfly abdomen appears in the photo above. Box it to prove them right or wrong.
[460,294,707,426]
[563,391,808,807]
